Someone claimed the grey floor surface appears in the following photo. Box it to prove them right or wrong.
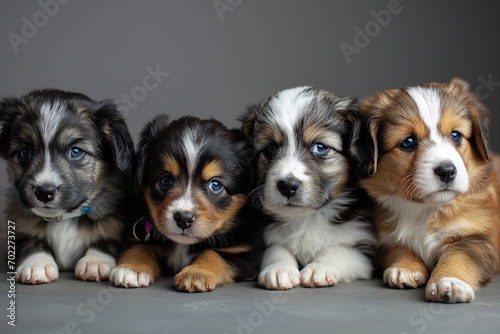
[1,272,499,334]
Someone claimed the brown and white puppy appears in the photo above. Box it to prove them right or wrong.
[110,116,265,292]
[0,89,134,284]
[242,86,375,290]
[359,78,500,303]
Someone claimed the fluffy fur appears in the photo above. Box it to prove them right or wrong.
[241,86,375,290]
[110,116,265,292]
[0,89,134,284]
[359,78,500,303]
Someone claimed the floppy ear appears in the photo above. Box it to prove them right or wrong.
[240,96,271,142]
[134,114,170,194]
[228,128,256,192]
[470,101,490,162]
[352,98,379,179]
[340,97,378,180]
[0,96,22,159]
[93,101,135,172]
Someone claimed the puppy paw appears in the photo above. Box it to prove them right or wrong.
[17,253,59,284]
[258,265,300,290]
[300,263,338,288]
[110,266,152,288]
[175,265,224,293]
[75,249,116,282]
[384,266,428,289]
[426,277,474,303]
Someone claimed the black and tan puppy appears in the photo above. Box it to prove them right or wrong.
[0,89,134,284]
[110,115,264,292]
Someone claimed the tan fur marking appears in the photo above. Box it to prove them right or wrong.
[173,249,235,292]
[202,160,222,181]
[163,156,180,177]
[216,245,252,254]
[195,194,247,237]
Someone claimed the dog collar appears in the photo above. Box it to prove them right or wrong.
[41,206,92,222]
[133,218,153,242]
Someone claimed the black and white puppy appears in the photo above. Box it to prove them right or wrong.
[241,86,375,290]
[0,89,134,284]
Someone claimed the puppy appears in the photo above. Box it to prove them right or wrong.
[241,86,375,290]
[0,89,134,284]
[359,78,500,303]
[110,116,264,292]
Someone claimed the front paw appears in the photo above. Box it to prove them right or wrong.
[17,253,59,284]
[110,266,152,288]
[384,266,428,289]
[426,277,474,303]
[258,264,300,290]
[300,263,338,288]
[75,250,116,282]
[174,269,217,293]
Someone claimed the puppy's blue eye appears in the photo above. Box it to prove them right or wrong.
[451,131,462,144]
[68,147,84,160]
[312,142,329,154]
[18,148,32,162]
[399,136,417,151]
[208,179,223,193]
[159,175,173,190]
[263,143,276,159]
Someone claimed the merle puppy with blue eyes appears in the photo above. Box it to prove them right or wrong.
[0,89,134,284]
[110,115,264,292]
[241,86,375,290]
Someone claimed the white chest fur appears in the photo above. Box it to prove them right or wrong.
[46,218,90,270]
[265,204,373,267]
[380,198,447,270]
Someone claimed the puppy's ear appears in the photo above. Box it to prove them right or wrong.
[240,96,270,141]
[446,78,490,162]
[134,114,170,194]
[229,128,256,192]
[93,101,135,172]
[352,97,379,179]
[335,96,377,180]
[470,100,490,162]
[0,97,21,158]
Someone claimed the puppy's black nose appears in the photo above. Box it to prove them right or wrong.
[277,177,300,199]
[34,185,57,203]
[435,164,457,184]
[174,211,195,230]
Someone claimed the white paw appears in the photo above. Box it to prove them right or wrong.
[426,277,475,303]
[300,263,339,287]
[258,264,300,290]
[384,267,428,289]
[17,252,59,284]
[110,267,152,288]
[75,249,116,282]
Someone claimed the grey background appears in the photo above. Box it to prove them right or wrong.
[1,1,500,333]
[1,0,500,198]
